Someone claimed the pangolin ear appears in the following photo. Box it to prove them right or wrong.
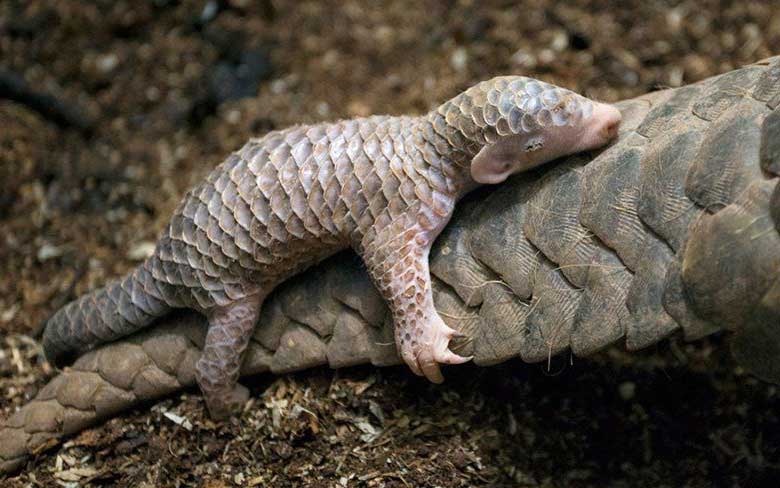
[471,144,514,184]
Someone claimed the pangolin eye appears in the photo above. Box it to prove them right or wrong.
[524,138,545,152]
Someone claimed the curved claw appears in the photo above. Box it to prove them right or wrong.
[418,349,472,383]
[402,349,424,377]
[398,314,473,383]
[419,358,445,383]
[437,350,472,365]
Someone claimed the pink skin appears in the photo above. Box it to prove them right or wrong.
[394,242,470,383]
[414,102,622,383]
[572,102,623,154]
[471,102,623,185]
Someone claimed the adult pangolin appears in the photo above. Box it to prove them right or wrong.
[42,76,621,418]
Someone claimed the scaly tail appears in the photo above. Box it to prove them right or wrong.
[42,262,171,367]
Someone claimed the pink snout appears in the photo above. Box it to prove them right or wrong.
[585,102,622,149]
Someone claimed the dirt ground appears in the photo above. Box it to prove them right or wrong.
[1,1,779,486]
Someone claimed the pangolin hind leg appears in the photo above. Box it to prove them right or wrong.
[195,294,264,419]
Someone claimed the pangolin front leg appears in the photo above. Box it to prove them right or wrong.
[360,206,469,382]
[195,294,264,419]
[389,242,470,382]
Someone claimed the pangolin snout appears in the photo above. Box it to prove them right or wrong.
[600,104,623,143]
[592,102,622,146]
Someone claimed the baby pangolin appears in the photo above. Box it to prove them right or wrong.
[43,76,622,418]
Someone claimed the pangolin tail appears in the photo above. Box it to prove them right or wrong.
[42,263,171,367]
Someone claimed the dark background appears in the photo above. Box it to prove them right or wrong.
[1,1,779,486]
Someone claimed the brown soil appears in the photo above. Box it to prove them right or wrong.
[1,1,779,486]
